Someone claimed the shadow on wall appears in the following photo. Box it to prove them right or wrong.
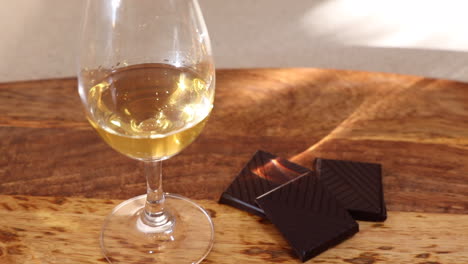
[203,0,468,81]
[2,0,468,82]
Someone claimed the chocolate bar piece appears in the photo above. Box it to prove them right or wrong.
[219,150,310,217]
[315,158,387,221]
[256,172,359,262]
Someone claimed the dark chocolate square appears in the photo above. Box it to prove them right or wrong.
[219,150,310,217]
[256,172,359,262]
[315,158,387,221]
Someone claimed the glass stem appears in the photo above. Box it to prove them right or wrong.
[141,160,173,229]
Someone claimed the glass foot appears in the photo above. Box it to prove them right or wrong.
[100,193,214,264]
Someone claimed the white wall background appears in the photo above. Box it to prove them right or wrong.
[2,0,468,82]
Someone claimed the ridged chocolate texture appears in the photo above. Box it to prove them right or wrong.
[219,150,310,217]
[256,172,359,262]
[315,158,387,221]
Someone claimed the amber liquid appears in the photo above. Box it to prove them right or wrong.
[86,63,213,160]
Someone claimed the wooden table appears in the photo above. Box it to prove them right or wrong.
[1,68,467,263]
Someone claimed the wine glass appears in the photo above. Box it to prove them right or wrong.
[77,0,215,263]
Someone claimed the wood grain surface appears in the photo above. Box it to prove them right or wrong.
[0,195,466,264]
[1,69,467,215]
[1,69,468,263]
